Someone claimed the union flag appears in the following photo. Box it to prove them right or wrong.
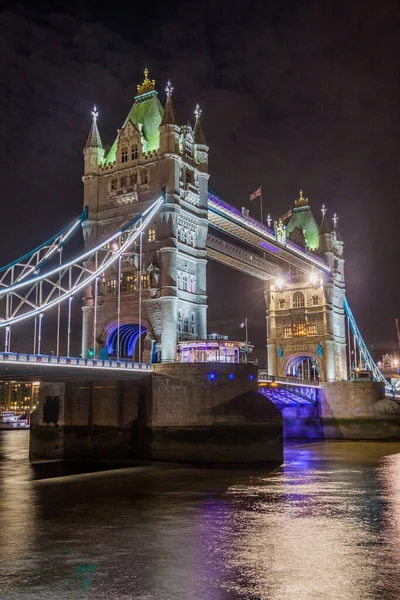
[249,187,261,201]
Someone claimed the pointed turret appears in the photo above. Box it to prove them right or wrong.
[194,103,207,145]
[83,106,104,215]
[85,106,103,149]
[83,106,104,177]
[161,80,175,125]
[319,204,330,234]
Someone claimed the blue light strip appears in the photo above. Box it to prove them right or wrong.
[0,208,88,274]
[344,297,392,391]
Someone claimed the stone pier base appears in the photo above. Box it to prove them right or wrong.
[30,363,283,464]
[319,381,400,439]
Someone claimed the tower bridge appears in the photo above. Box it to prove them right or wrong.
[0,69,393,399]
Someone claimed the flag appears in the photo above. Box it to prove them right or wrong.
[240,321,246,328]
[250,187,261,201]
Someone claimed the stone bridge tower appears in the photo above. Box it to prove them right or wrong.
[265,192,347,382]
[82,70,209,362]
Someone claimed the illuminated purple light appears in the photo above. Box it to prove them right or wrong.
[258,241,280,253]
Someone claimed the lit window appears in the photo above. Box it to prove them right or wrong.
[121,147,128,163]
[293,323,307,337]
[141,170,148,185]
[293,292,305,308]
[308,323,317,336]
[107,279,116,294]
[148,228,156,243]
[283,326,292,338]
[141,274,150,289]
[111,178,117,191]
[131,145,138,160]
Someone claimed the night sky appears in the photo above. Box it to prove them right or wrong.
[1,0,400,361]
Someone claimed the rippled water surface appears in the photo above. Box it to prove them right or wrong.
[2,432,400,599]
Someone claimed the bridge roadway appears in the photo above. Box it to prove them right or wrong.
[207,194,330,276]
[0,352,151,381]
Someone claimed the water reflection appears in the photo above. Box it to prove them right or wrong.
[0,432,37,567]
[2,435,400,599]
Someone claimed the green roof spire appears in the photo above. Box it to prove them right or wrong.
[285,190,320,251]
[103,69,164,163]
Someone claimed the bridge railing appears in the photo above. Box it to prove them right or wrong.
[0,352,151,372]
[258,370,320,388]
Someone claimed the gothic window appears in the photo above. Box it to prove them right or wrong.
[120,175,127,188]
[178,309,182,320]
[293,323,307,337]
[120,272,136,293]
[141,274,150,289]
[131,145,138,160]
[185,140,193,158]
[293,292,305,308]
[308,323,317,336]
[121,147,128,163]
[130,173,138,186]
[183,316,190,333]
[189,276,196,294]
[283,326,292,338]
[182,273,189,292]
[177,272,182,290]
[191,313,195,323]
[141,169,148,185]
[148,228,156,243]
[312,294,319,306]
[190,232,196,247]
[191,324,195,335]
[106,279,116,294]
[185,170,194,185]
[111,178,117,191]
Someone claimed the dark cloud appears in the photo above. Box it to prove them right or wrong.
[1,0,400,358]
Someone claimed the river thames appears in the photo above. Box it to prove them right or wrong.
[2,431,400,599]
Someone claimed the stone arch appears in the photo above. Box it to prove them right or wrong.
[98,316,156,362]
[285,351,322,382]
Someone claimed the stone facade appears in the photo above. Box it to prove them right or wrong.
[266,196,347,382]
[82,72,209,363]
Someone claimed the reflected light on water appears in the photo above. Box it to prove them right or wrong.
[0,432,37,568]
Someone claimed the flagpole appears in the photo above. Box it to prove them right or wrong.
[259,186,263,224]
[245,317,248,364]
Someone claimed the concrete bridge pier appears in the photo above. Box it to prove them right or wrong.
[29,364,283,465]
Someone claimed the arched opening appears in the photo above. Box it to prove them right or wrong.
[286,355,320,382]
[105,323,147,362]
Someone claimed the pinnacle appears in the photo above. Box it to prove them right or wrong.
[160,80,176,125]
[194,103,207,145]
[85,106,103,149]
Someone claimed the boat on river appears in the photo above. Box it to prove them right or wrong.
[0,411,30,430]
